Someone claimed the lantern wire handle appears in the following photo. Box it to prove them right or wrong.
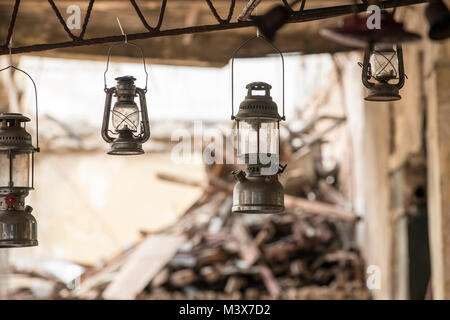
[231,35,285,121]
[0,38,40,152]
[8,37,13,67]
[104,18,148,92]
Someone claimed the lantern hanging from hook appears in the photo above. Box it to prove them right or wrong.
[0,44,40,248]
[101,36,151,155]
[230,35,286,215]
[361,43,405,101]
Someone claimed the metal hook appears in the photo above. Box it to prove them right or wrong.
[230,36,285,121]
[8,38,13,67]
[116,17,127,44]
[255,7,260,37]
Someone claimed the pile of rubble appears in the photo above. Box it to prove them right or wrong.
[68,114,367,300]
[71,188,367,300]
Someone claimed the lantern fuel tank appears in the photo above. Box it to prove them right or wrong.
[232,169,284,214]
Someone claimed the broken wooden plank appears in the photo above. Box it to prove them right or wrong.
[200,266,221,284]
[231,218,261,266]
[170,269,197,287]
[285,195,359,222]
[156,172,231,193]
[224,276,247,293]
[102,234,185,300]
[259,264,281,298]
[151,268,170,288]
[318,181,352,209]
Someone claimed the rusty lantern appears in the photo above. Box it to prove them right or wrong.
[361,43,405,101]
[321,9,420,102]
[230,36,286,214]
[101,42,150,155]
[0,63,40,247]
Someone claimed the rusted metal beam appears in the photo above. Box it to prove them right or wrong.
[0,0,427,56]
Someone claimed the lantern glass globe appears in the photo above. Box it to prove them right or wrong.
[0,152,32,188]
[0,153,8,187]
[112,101,140,132]
[370,46,399,83]
[259,121,279,155]
[238,119,279,164]
[12,153,32,187]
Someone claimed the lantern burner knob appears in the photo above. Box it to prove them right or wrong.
[115,76,137,99]
[232,170,247,183]
[5,194,17,207]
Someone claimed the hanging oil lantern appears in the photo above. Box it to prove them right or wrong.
[101,42,150,155]
[0,64,40,247]
[361,43,405,101]
[230,36,286,214]
[357,11,419,102]
[321,8,420,102]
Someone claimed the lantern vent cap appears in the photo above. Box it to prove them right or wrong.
[114,76,137,98]
[246,81,272,92]
[0,113,31,122]
[115,75,136,82]
[0,112,34,152]
[236,82,281,121]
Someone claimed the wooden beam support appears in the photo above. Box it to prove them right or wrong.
[426,40,450,300]
[343,49,395,299]
[362,100,393,299]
